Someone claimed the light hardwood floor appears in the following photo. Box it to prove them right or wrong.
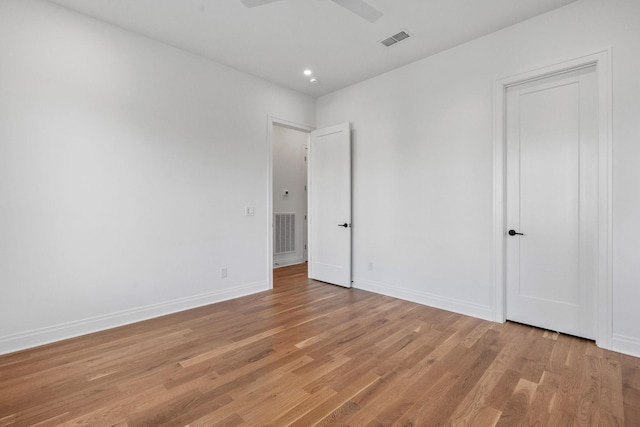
[1,263,639,426]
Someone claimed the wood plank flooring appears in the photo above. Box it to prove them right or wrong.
[1,263,639,426]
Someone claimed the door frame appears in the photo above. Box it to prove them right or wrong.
[267,116,314,289]
[492,49,613,349]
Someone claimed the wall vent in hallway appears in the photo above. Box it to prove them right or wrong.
[275,213,295,254]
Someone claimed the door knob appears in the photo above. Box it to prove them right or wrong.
[508,229,524,236]
[338,223,350,228]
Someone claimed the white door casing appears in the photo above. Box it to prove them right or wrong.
[303,144,309,262]
[505,66,598,339]
[267,117,314,289]
[493,50,612,348]
[308,122,352,288]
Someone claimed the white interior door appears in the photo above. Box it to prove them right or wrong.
[308,122,351,288]
[505,66,598,339]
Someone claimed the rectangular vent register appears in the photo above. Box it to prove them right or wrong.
[274,213,296,254]
[380,30,411,47]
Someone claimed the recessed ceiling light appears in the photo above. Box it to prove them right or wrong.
[303,69,312,76]
[309,77,319,84]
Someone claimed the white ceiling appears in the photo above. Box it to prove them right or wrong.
[47,0,577,97]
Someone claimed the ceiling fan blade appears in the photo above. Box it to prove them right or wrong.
[331,0,383,23]
[241,0,282,8]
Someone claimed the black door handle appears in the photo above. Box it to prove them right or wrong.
[508,229,524,236]
[338,223,349,228]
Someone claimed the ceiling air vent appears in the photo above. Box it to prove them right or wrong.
[380,30,411,48]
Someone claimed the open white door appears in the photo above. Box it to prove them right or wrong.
[308,122,351,288]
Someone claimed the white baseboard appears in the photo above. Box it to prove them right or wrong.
[354,278,494,322]
[0,281,268,356]
[612,334,640,358]
[273,258,305,268]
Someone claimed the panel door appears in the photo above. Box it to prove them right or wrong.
[505,66,598,339]
[308,123,351,288]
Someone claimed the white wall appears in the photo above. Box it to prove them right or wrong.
[316,0,640,356]
[0,0,315,354]
[272,126,308,267]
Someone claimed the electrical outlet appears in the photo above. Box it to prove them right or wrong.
[245,206,255,216]
[368,261,374,271]
[221,267,228,278]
